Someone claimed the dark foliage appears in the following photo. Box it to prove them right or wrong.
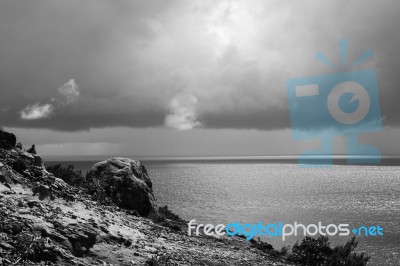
[11,157,27,174]
[145,254,174,266]
[288,236,369,266]
[158,205,186,223]
[249,237,274,253]
[150,205,186,231]
[11,232,59,263]
[46,163,84,187]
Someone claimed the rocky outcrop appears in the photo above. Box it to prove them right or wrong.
[86,157,157,217]
[0,130,16,149]
[0,130,292,266]
[0,142,77,203]
[27,144,37,154]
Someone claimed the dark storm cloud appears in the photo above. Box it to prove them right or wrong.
[1,0,400,131]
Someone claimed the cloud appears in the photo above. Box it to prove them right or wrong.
[19,79,80,121]
[20,103,53,120]
[164,93,201,130]
[57,79,79,104]
[1,0,400,131]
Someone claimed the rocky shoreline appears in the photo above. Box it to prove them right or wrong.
[0,130,291,266]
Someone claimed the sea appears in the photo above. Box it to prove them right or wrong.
[45,156,400,265]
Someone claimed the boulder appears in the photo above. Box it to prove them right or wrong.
[27,144,37,154]
[0,130,16,149]
[86,157,157,216]
[34,154,44,166]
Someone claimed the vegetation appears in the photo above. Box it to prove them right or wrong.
[249,237,274,254]
[287,236,369,266]
[145,253,228,266]
[158,205,186,223]
[11,157,27,174]
[145,254,174,266]
[46,163,84,187]
[150,205,185,231]
[11,232,58,264]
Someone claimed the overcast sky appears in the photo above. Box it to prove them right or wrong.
[1,0,400,157]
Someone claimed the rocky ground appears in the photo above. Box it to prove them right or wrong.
[0,130,292,266]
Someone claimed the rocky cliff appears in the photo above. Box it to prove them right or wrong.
[86,158,158,217]
[0,130,290,266]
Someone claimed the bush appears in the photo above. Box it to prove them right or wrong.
[158,205,185,223]
[11,158,27,174]
[287,236,369,266]
[46,164,84,187]
[150,205,186,231]
[145,254,174,266]
[11,232,58,263]
[249,237,274,253]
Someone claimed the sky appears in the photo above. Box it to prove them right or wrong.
[1,0,400,157]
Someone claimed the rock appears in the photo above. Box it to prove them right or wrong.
[18,208,31,214]
[0,130,16,149]
[34,155,43,166]
[15,142,23,149]
[32,184,52,200]
[27,200,41,208]
[86,158,157,217]
[20,151,34,160]
[1,258,11,264]
[63,223,99,254]
[17,200,27,207]
[27,144,37,154]
[0,241,14,250]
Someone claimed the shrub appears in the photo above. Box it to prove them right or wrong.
[288,236,369,266]
[150,205,185,231]
[158,205,185,223]
[145,254,174,266]
[250,237,274,252]
[46,163,84,187]
[11,158,27,174]
[11,232,58,264]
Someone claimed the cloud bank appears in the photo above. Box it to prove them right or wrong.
[1,0,400,131]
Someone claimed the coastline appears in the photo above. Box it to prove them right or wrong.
[0,130,374,265]
[0,130,292,265]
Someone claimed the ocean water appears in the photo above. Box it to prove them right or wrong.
[46,159,400,265]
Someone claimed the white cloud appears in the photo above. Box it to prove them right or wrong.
[20,103,53,120]
[57,79,80,104]
[20,79,80,121]
[164,93,201,130]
